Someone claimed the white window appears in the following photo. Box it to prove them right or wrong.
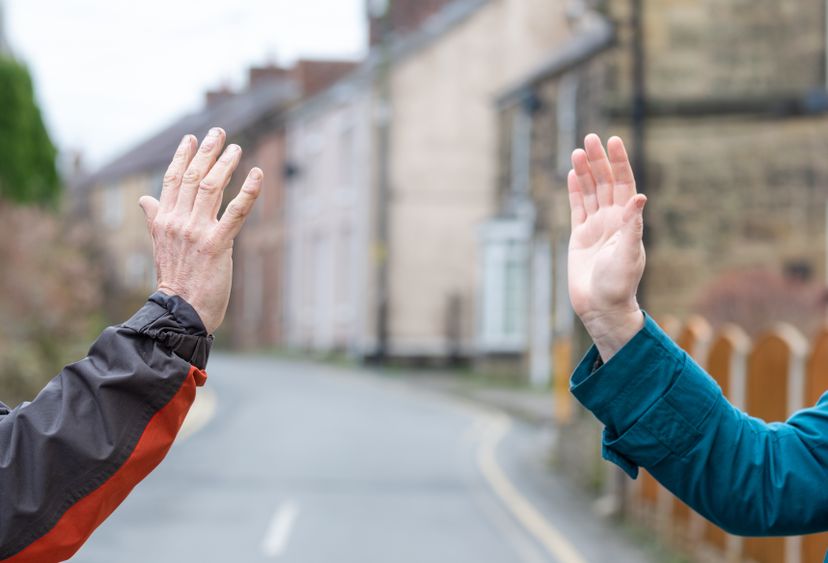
[510,109,532,195]
[557,73,580,176]
[102,183,124,228]
[339,121,356,191]
[478,219,531,353]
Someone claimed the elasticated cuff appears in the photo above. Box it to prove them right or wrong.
[121,292,213,369]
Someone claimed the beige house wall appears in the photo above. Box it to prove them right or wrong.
[89,173,158,297]
[386,0,572,356]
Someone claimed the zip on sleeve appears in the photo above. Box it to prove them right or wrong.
[571,313,828,537]
[0,292,212,562]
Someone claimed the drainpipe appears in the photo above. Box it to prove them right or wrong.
[631,0,648,307]
[374,0,394,363]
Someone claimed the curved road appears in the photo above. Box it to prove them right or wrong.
[73,355,655,563]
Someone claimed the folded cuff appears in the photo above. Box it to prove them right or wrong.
[570,312,681,434]
[570,311,724,478]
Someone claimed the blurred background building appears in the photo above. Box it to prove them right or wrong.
[74,0,828,386]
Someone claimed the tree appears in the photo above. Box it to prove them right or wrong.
[0,56,60,205]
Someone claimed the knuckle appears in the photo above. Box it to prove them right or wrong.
[198,179,218,194]
[182,169,201,185]
[162,170,181,186]
[228,202,248,220]
[161,220,177,237]
[182,224,200,243]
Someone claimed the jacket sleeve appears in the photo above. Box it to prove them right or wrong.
[570,312,828,537]
[0,292,212,562]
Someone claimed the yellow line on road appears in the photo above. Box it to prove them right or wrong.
[476,413,590,563]
[178,386,218,442]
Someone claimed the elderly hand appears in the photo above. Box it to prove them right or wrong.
[138,128,262,334]
[567,134,647,361]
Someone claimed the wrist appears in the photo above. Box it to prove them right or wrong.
[581,307,645,362]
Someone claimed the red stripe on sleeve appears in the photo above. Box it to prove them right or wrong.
[4,365,207,563]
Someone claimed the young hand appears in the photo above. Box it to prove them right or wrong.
[567,134,646,361]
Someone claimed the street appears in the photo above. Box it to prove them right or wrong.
[72,355,656,563]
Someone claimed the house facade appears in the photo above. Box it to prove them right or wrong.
[383,0,574,362]
[80,62,354,341]
[282,0,577,362]
[283,72,377,354]
[485,0,828,386]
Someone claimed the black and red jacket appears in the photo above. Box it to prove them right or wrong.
[0,293,211,562]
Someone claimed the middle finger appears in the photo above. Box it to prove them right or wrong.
[584,134,615,208]
[175,127,226,214]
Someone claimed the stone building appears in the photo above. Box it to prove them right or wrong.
[488,0,828,387]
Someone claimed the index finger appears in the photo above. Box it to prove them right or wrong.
[159,135,197,212]
[214,168,263,245]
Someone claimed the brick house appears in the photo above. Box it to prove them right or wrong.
[78,61,354,343]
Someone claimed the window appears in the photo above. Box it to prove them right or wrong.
[102,183,124,228]
[478,219,531,353]
[339,123,356,191]
[557,73,580,176]
[510,110,532,195]
[244,253,264,325]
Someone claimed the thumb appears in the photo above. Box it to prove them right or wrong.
[621,194,647,245]
[138,196,160,231]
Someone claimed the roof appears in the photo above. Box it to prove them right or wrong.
[496,16,615,108]
[79,79,299,189]
[287,0,493,121]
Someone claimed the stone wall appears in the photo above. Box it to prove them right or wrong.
[607,0,826,103]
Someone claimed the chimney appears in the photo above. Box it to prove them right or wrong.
[291,59,358,98]
[248,64,289,89]
[367,0,455,46]
[205,85,234,107]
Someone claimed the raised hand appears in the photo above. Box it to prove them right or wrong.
[138,128,263,334]
[567,134,647,361]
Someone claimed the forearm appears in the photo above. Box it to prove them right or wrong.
[0,293,211,562]
[572,314,828,536]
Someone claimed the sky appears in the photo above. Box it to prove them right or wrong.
[4,0,367,169]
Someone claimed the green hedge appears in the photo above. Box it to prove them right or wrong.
[0,56,59,205]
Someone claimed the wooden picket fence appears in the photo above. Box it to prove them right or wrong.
[624,315,828,563]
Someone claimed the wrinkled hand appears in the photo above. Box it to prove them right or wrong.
[138,128,262,334]
[567,134,646,361]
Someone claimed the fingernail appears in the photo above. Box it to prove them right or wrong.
[250,168,263,180]
[208,127,221,138]
[220,145,240,161]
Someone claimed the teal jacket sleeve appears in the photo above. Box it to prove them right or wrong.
[570,312,828,537]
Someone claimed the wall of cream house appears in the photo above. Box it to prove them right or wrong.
[386,0,572,357]
[89,173,159,295]
[284,85,376,354]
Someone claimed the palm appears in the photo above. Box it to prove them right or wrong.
[566,136,647,320]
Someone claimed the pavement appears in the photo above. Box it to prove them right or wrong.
[71,354,662,563]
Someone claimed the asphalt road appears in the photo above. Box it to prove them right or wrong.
[72,355,656,563]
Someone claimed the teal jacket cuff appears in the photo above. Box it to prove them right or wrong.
[570,312,720,478]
